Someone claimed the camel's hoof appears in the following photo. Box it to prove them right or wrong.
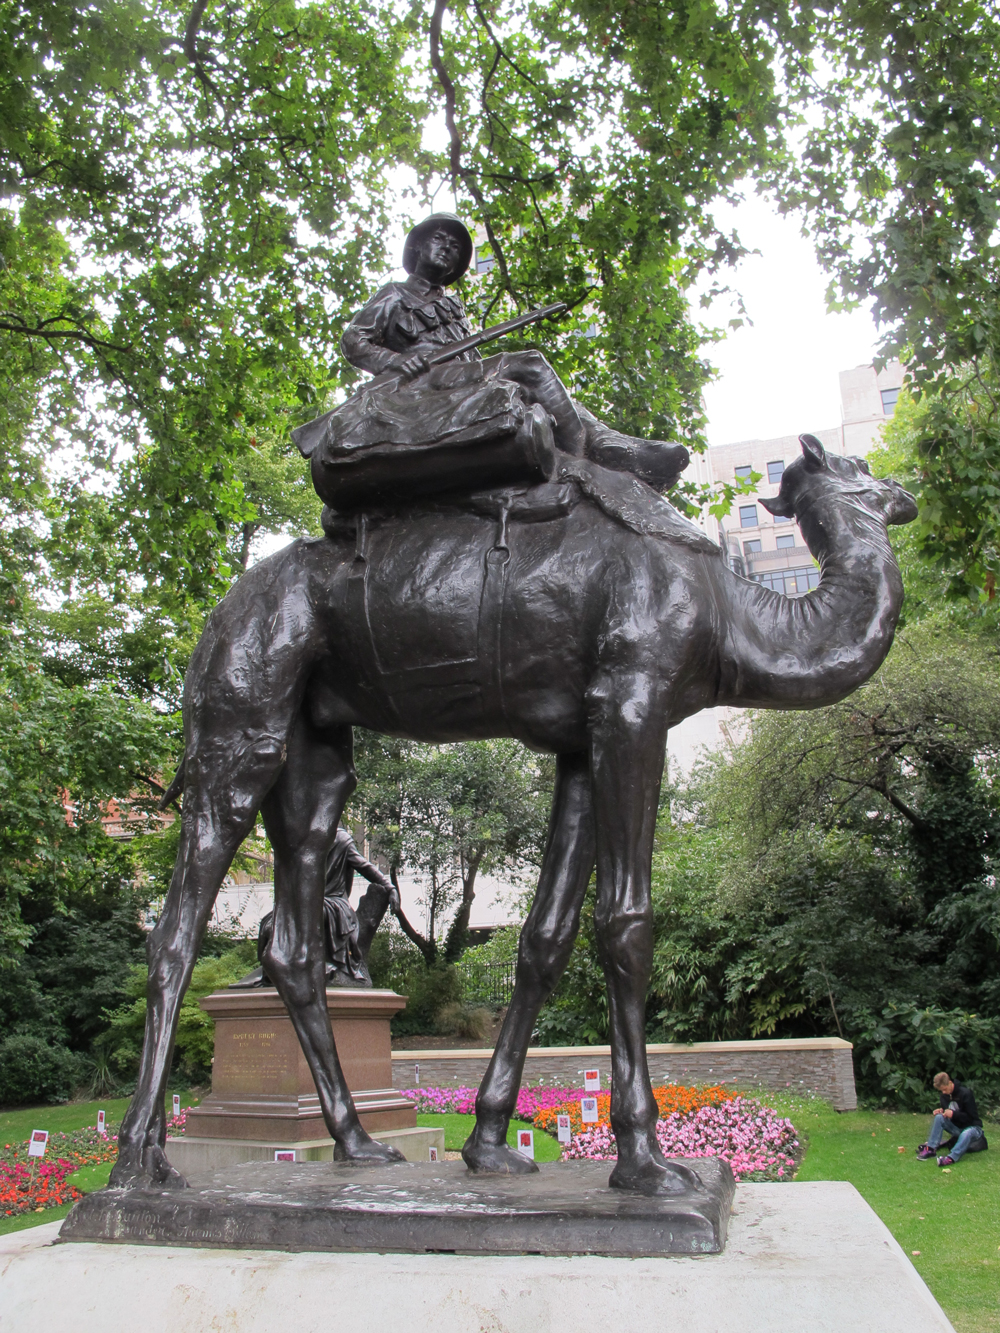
[108,1145,189,1191]
[609,1157,702,1197]
[461,1138,540,1176]
[334,1136,405,1164]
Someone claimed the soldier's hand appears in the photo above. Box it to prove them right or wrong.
[387,882,401,914]
[398,353,429,379]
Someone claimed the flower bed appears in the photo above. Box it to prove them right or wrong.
[533,1084,734,1137]
[401,1085,587,1119]
[0,1125,120,1216]
[562,1095,799,1182]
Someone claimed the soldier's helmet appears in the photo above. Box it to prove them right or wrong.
[402,213,474,285]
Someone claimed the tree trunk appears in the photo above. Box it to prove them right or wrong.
[390,867,438,966]
[444,851,482,963]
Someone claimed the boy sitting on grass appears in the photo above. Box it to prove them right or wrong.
[916,1072,988,1166]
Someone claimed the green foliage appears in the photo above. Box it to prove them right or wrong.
[0,1034,86,1107]
[0,639,175,951]
[356,735,550,964]
[106,943,256,1082]
[854,1003,1000,1112]
[777,1,1000,598]
[534,881,609,1046]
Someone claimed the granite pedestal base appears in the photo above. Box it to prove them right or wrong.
[5,1183,956,1333]
[187,987,414,1142]
[59,1159,735,1257]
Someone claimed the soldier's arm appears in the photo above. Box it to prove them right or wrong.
[341,285,409,375]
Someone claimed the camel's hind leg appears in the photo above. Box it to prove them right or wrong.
[111,736,287,1189]
[260,715,404,1161]
[463,752,595,1174]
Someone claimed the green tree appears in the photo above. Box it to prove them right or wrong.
[355,735,550,965]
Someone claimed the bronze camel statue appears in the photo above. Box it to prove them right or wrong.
[110,434,916,1195]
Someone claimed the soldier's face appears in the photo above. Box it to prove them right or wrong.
[416,228,461,279]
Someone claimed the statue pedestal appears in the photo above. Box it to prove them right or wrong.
[185,988,417,1142]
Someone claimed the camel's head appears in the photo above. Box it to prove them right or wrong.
[759,434,918,529]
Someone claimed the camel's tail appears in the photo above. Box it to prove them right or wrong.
[158,752,186,810]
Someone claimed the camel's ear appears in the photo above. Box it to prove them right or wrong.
[799,433,828,471]
[760,494,794,518]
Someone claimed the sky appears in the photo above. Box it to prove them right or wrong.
[696,193,881,447]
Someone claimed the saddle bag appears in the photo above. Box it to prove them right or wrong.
[292,362,556,511]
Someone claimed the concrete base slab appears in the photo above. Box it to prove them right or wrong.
[57,1158,735,1257]
[1,1183,953,1333]
[165,1125,443,1173]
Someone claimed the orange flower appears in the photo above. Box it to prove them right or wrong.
[534,1084,734,1135]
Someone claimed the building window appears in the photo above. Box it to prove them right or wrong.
[776,534,795,549]
[880,387,901,415]
[754,567,820,596]
[739,504,758,528]
[767,460,784,484]
[773,512,793,524]
[475,248,495,274]
[743,539,762,555]
[734,465,752,482]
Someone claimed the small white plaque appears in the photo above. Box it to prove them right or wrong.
[556,1114,572,1144]
[428,1146,439,1162]
[580,1097,599,1124]
[583,1068,600,1091]
[172,1094,181,1118]
[97,1110,106,1135]
[28,1130,48,1158]
[274,1150,296,1162]
[414,1063,420,1086]
[516,1129,534,1159]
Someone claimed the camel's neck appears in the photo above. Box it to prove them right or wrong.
[715,488,904,710]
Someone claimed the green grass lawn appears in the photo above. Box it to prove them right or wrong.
[0,1095,133,1144]
[769,1093,1000,1333]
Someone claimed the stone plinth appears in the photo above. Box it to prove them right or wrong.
[60,1159,736,1257]
[187,987,416,1142]
[17,1183,954,1333]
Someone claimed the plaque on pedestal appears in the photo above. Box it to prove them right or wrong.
[185,987,416,1142]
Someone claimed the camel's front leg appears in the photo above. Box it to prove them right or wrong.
[589,670,701,1196]
[463,752,595,1173]
[111,739,286,1190]
[261,717,403,1162]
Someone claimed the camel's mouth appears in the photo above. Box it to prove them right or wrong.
[888,483,918,525]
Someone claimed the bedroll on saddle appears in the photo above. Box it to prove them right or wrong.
[291,362,557,511]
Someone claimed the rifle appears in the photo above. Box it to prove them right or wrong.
[291,302,567,458]
[366,301,568,388]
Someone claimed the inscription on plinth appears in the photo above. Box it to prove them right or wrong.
[186,988,416,1141]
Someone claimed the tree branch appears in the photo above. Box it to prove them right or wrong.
[184,0,221,100]
[0,316,130,355]
[429,0,516,300]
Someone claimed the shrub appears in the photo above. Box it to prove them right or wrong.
[0,1034,87,1105]
[436,1002,493,1042]
[389,964,462,1037]
[852,1002,1000,1110]
[104,942,257,1082]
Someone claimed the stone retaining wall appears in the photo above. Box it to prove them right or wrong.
[391,1037,857,1111]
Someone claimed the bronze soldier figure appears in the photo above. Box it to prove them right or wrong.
[295,214,690,510]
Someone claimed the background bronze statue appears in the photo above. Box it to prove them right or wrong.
[233,826,398,988]
[110,419,916,1193]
